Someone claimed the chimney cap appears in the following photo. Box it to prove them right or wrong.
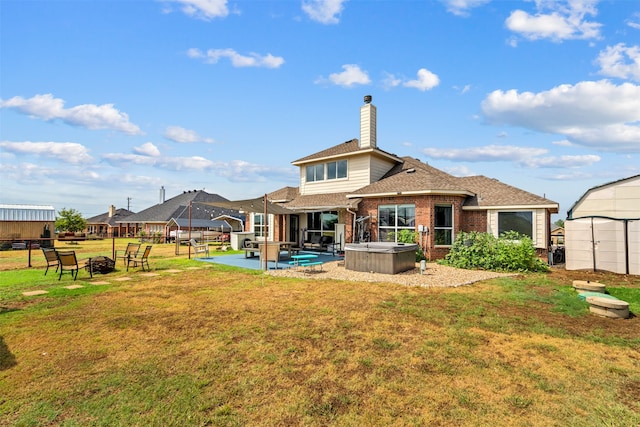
[364,95,372,104]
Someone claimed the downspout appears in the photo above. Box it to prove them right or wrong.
[624,219,629,275]
[590,217,596,272]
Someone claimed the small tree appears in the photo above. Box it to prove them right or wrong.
[554,219,565,228]
[55,208,87,233]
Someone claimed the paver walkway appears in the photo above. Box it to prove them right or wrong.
[20,267,208,297]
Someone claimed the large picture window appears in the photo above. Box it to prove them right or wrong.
[378,204,415,242]
[306,211,338,241]
[498,211,533,238]
[434,205,453,246]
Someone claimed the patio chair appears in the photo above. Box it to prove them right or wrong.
[42,248,59,276]
[127,245,152,271]
[260,242,282,270]
[190,239,210,258]
[56,250,79,280]
[115,243,141,266]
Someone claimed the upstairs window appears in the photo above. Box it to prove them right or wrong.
[306,160,347,182]
[306,164,324,182]
[327,160,347,180]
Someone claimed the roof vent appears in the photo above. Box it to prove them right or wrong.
[364,95,372,104]
[406,168,416,173]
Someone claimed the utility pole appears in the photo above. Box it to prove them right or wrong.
[127,197,132,210]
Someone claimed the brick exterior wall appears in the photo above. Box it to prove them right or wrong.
[356,195,477,260]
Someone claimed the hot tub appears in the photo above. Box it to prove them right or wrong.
[344,242,418,274]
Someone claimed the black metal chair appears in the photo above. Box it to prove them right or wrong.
[42,248,59,276]
[56,250,79,280]
[127,245,152,271]
[116,243,141,266]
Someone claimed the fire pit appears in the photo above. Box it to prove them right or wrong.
[344,242,418,274]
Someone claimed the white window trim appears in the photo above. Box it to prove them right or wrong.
[251,212,274,241]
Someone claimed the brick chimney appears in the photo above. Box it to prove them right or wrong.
[108,205,116,217]
[359,95,377,149]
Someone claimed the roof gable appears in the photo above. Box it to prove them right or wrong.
[292,139,402,165]
[120,191,239,223]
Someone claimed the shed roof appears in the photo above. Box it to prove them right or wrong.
[0,204,56,221]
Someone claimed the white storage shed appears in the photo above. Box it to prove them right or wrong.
[565,175,640,275]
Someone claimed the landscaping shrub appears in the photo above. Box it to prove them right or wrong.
[389,229,426,262]
[440,231,549,272]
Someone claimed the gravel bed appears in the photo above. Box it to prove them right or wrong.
[265,261,514,288]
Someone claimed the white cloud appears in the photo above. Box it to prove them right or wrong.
[381,72,402,90]
[481,80,640,152]
[440,0,490,17]
[442,165,476,176]
[163,0,229,21]
[422,144,600,168]
[403,68,440,91]
[134,142,161,157]
[302,0,346,24]
[164,126,215,143]
[627,12,640,30]
[595,43,640,82]
[423,145,547,162]
[505,0,602,42]
[188,48,284,68]
[552,139,574,147]
[521,154,600,168]
[324,64,371,87]
[0,141,93,163]
[0,94,143,135]
[102,151,295,183]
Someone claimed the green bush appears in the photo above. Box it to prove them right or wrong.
[439,231,549,272]
[389,229,425,262]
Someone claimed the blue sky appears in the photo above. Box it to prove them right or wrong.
[1,0,639,220]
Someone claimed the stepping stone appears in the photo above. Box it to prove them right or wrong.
[23,290,48,296]
[586,296,630,319]
[164,269,182,273]
[573,280,606,293]
[139,273,159,277]
[91,281,110,285]
[64,285,84,289]
[114,277,133,281]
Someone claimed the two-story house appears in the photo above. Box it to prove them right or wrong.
[245,96,558,260]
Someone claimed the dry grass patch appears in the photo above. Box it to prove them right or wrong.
[1,254,639,425]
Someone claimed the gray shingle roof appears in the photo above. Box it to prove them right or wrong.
[119,191,240,223]
[458,175,558,210]
[291,139,402,164]
[348,157,472,196]
[281,192,360,211]
[86,208,135,226]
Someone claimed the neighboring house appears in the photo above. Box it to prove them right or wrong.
[119,190,242,242]
[0,204,55,248]
[551,226,565,246]
[244,96,559,260]
[565,174,640,275]
[85,205,135,238]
